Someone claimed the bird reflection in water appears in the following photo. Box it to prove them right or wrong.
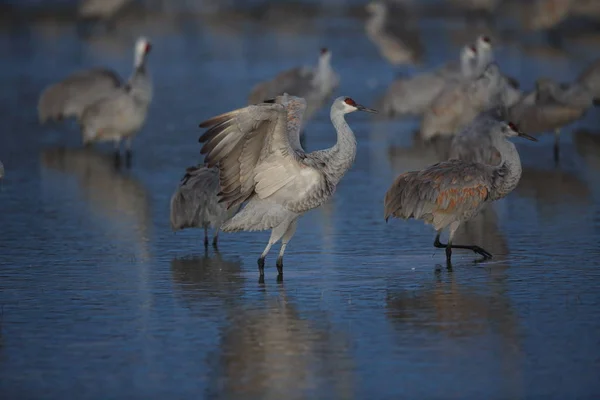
[386,267,522,396]
[516,166,592,212]
[40,146,152,260]
[205,286,356,400]
[574,129,600,173]
[170,251,245,308]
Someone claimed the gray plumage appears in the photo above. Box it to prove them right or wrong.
[578,58,600,97]
[384,121,537,263]
[78,0,132,20]
[420,63,521,140]
[198,94,376,278]
[378,43,478,117]
[38,68,122,123]
[79,37,153,151]
[448,108,506,165]
[508,78,596,135]
[449,0,501,11]
[170,165,240,248]
[365,1,423,66]
[247,49,339,126]
[506,77,598,163]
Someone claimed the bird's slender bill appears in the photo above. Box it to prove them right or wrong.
[356,104,378,113]
[518,132,537,141]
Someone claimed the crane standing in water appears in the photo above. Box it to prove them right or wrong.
[384,121,537,266]
[199,94,376,280]
[170,165,240,249]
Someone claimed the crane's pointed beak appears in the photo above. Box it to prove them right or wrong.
[518,131,537,141]
[356,104,378,113]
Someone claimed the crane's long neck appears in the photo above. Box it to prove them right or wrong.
[314,56,333,87]
[366,8,385,34]
[326,110,357,185]
[490,136,522,200]
[128,61,153,106]
[476,48,493,75]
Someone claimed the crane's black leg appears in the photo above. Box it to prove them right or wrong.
[276,257,283,276]
[113,151,121,168]
[125,150,133,168]
[212,228,220,249]
[554,128,560,165]
[203,227,209,249]
[257,257,265,277]
[125,138,133,168]
[433,233,492,260]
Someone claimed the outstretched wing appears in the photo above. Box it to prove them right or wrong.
[199,95,320,210]
[384,160,490,228]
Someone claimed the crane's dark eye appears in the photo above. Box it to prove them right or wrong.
[483,36,491,43]
[344,98,356,106]
[508,122,518,131]
[469,45,477,53]
[321,48,328,55]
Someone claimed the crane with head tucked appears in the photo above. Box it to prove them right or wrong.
[170,165,240,249]
[199,94,376,280]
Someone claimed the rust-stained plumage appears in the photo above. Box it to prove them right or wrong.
[385,120,536,265]
[384,160,490,232]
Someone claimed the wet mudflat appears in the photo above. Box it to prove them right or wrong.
[0,1,600,399]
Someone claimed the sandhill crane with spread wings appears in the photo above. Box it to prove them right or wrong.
[199,94,376,280]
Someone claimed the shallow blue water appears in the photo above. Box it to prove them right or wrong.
[1,2,600,399]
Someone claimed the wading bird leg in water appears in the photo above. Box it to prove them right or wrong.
[203,226,209,249]
[433,225,493,266]
[276,220,297,277]
[554,128,560,165]
[113,140,121,167]
[212,228,220,249]
[125,137,133,168]
[257,222,292,277]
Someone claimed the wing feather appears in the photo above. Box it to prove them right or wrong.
[199,95,315,210]
[384,160,490,226]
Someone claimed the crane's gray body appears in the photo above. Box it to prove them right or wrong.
[578,58,600,97]
[421,63,521,140]
[449,108,505,165]
[378,43,478,117]
[507,78,597,135]
[78,0,132,19]
[199,94,363,273]
[170,165,240,242]
[247,51,339,126]
[385,121,525,249]
[79,38,152,147]
[38,68,122,123]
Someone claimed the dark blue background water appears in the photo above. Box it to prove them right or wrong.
[1,1,600,399]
